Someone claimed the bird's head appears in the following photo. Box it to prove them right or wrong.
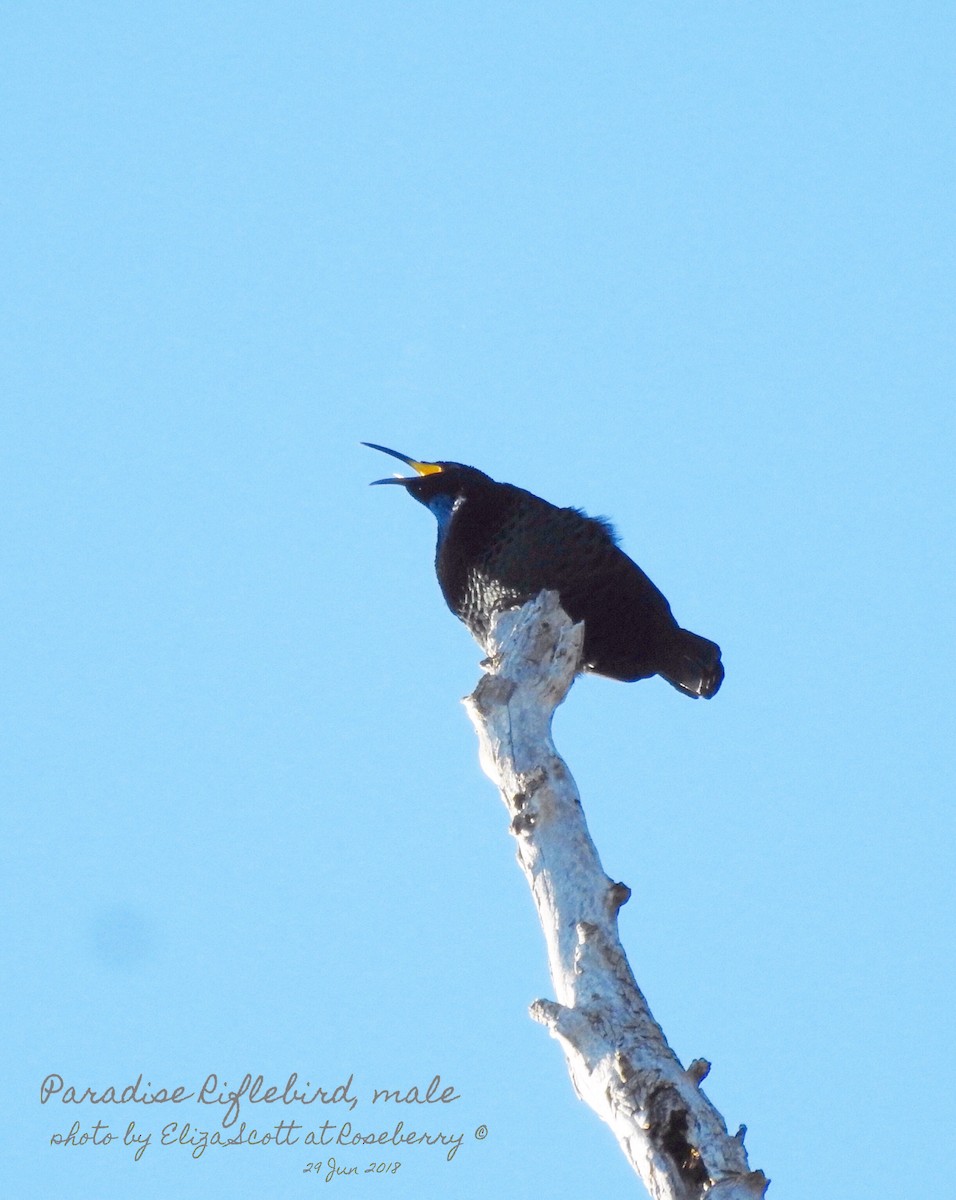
[363,443,493,530]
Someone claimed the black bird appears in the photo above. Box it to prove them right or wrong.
[364,443,724,698]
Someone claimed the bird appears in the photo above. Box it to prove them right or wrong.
[364,443,724,698]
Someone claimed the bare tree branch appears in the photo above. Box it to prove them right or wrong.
[463,591,768,1200]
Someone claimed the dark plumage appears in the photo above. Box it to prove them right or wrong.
[364,443,724,698]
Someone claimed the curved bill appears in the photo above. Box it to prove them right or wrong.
[362,441,444,485]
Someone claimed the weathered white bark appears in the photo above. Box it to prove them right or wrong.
[463,591,768,1200]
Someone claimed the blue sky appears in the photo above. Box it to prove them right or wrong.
[3,4,954,1198]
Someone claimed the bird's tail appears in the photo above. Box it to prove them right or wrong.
[662,629,724,699]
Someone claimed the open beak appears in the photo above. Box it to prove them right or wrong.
[362,442,444,485]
